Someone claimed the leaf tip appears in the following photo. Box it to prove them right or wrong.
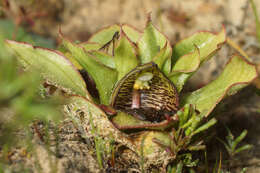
[145,12,152,27]
[58,25,65,39]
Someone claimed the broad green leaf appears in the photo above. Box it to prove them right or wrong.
[59,42,105,69]
[181,55,258,117]
[153,42,172,75]
[122,24,142,43]
[114,32,139,80]
[169,48,200,92]
[80,42,102,51]
[61,38,117,105]
[170,28,226,92]
[111,111,151,128]
[162,57,172,76]
[63,51,83,69]
[170,73,190,93]
[172,48,200,72]
[137,21,172,68]
[111,111,177,130]
[6,40,90,98]
[172,27,226,65]
[88,24,121,45]
[57,42,82,69]
[89,51,116,69]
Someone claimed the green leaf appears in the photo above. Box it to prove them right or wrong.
[176,162,184,173]
[114,31,139,80]
[122,24,142,43]
[137,21,172,68]
[182,55,258,117]
[191,118,217,136]
[169,48,200,91]
[234,144,253,155]
[179,104,192,127]
[232,130,248,152]
[111,111,177,130]
[89,51,116,69]
[153,42,172,75]
[61,37,117,105]
[111,111,151,127]
[170,28,226,92]
[88,24,121,45]
[63,41,115,69]
[6,40,90,98]
[80,42,102,51]
[185,112,203,136]
[250,0,260,44]
[172,48,200,72]
[170,73,190,93]
[172,27,226,64]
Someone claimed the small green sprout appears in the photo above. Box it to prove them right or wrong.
[218,128,253,158]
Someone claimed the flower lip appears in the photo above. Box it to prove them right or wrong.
[110,62,179,123]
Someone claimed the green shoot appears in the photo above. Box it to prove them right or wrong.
[217,129,253,158]
[250,0,260,44]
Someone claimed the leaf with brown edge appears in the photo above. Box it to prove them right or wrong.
[89,51,116,69]
[181,55,258,117]
[153,42,172,75]
[111,111,178,131]
[80,42,102,51]
[121,24,142,43]
[170,27,226,92]
[88,24,121,45]
[172,47,200,73]
[137,20,172,72]
[114,30,140,80]
[59,30,116,69]
[169,48,200,92]
[172,27,226,65]
[6,40,91,99]
[60,36,118,105]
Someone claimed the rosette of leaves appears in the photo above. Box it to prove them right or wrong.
[6,18,258,170]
